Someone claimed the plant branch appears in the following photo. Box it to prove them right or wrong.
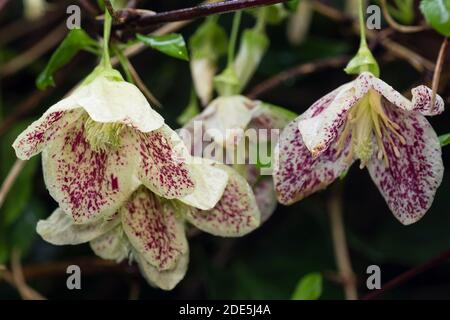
[0,160,25,210]
[362,249,450,300]
[380,0,428,33]
[114,0,287,32]
[328,183,358,300]
[431,37,448,108]
[246,56,349,98]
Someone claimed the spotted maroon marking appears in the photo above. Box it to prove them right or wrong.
[274,117,352,205]
[137,128,194,199]
[14,111,73,159]
[367,99,443,224]
[121,189,187,271]
[187,166,260,237]
[43,122,135,223]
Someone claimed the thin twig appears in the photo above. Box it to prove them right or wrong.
[78,0,100,17]
[0,160,25,210]
[114,0,287,32]
[125,56,162,108]
[362,249,450,300]
[246,56,349,99]
[1,24,67,77]
[431,37,448,108]
[380,0,428,33]
[328,184,358,300]
[11,249,46,300]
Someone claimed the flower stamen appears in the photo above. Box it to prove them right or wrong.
[84,116,124,152]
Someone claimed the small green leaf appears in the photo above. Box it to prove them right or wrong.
[291,272,323,300]
[439,133,450,146]
[137,33,189,61]
[36,29,99,90]
[420,0,450,36]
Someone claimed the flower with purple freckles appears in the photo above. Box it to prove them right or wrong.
[36,159,261,290]
[13,69,197,224]
[274,72,445,225]
[181,95,297,222]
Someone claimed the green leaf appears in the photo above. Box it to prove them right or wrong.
[36,29,100,90]
[420,0,450,36]
[439,133,450,146]
[137,33,189,61]
[291,272,323,300]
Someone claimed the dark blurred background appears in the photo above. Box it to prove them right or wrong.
[0,0,449,299]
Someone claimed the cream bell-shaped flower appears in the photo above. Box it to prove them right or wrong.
[36,159,260,290]
[274,72,445,225]
[181,95,296,222]
[13,68,197,224]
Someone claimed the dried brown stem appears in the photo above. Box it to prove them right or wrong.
[246,56,349,99]
[11,249,46,300]
[380,0,428,33]
[0,160,25,210]
[328,184,358,300]
[1,24,67,77]
[431,37,448,108]
[362,249,450,300]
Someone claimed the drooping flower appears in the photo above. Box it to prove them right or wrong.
[13,68,196,224]
[274,72,445,225]
[36,159,260,290]
[181,95,297,222]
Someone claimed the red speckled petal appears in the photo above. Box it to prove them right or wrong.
[90,225,130,262]
[186,164,260,237]
[180,158,228,210]
[42,123,140,224]
[298,81,362,156]
[367,102,443,225]
[136,124,195,199]
[273,117,352,205]
[253,177,277,223]
[135,248,189,291]
[410,85,445,116]
[36,208,120,245]
[13,108,83,160]
[121,188,188,271]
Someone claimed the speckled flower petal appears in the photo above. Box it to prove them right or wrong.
[253,178,277,223]
[12,100,83,160]
[297,81,361,156]
[274,117,352,205]
[135,249,189,291]
[367,104,443,225]
[42,124,140,224]
[410,85,444,116]
[361,73,444,116]
[90,225,130,262]
[72,75,164,132]
[136,124,195,199]
[186,164,260,237]
[298,72,445,157]
[201,95,259,146]
[121,188,188,271]
[36,208,120,245]
[180,158,228,210]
